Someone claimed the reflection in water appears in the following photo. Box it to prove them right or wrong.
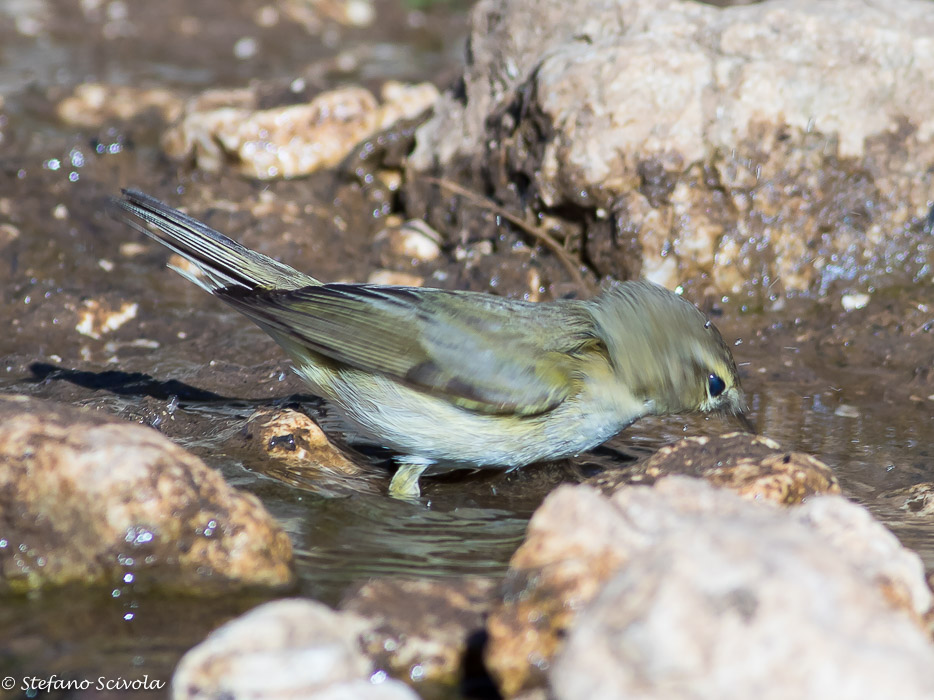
[292,494,527,604]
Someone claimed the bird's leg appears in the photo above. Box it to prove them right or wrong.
[388,456,432,499]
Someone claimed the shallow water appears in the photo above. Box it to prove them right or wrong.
[1,0,932,696]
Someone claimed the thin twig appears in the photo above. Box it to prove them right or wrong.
[422,176,594,294]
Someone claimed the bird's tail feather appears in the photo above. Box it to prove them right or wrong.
[110,189,316,293]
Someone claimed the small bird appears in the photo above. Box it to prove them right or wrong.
[111,189,750,498]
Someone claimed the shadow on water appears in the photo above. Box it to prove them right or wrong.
[291,493,528,603]
[28,362,232,402]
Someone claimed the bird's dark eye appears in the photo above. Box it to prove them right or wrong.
[708,373,726,398]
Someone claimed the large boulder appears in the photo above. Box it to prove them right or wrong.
[0,394,293,592]
[409,0,934,300]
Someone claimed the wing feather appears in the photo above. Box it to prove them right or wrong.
[221,284,599,415]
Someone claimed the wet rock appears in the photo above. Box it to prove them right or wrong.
[56,83,184,127]
[237,407,383,496]
[805,288,934,388]
[173,598,419,700]
[841,292,872,312]
[549,480,934,699]
[408,0,934,299]
[834,404,862,419]
[881,482,934,517]
[484,486,640,697]
[242,407,363,475]
[486,478,932,697]
[0,394,293,592]
[586,433,840,504]
[164,82,439,179]
[340,577,497,687]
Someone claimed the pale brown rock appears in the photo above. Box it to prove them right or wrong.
[235,409,384,496]
[280,0,375,31]
[242,407,364,475]
[485,486,635,697]
[549,480,934,700]
[0,222,20,248]
[56,83,184,127]
[0,394,293,592]
[340,577,497,686]
[882,482,934,517]
[164,82,438,179]
[486,478,932,697]
[586,433,840,504]
[172,598,419,700]
[237,407,383,495]
[374,219,443,265]
[366,270,425,287]
[74,298,139,340]
[408,0,934,298]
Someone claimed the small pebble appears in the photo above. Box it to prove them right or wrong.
[841,293,870,311]
[834,404,861,418]
[233,36,259,60]
[367,270,424,287]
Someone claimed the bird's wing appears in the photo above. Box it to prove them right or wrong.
[221,284,599,415]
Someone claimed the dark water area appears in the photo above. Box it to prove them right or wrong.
[0,0,932,697]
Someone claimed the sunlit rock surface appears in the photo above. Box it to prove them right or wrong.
[164,82,438,179]
[409,0,934,300]
[486,478,934,697]
[172,598,419,700]
[241,407,364,475]
[586,432,840,504]
[0,394,293,592]
[56,82,184,127]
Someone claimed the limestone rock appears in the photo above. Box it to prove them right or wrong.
[409,0,934,298]
[881,482,934,517]
[165,82,438,179]
[586,432,840,504]
[486,478,933,696]
[56,83,184,127]
[340,577,497,687]
[74,298,138,340]
[0,394,293,592]
[172,598,419,700]
[550,480,934,699]
[242,407,364,475]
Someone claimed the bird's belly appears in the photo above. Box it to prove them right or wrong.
[296,364,636,469]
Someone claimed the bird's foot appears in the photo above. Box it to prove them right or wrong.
[388,456,432,500]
